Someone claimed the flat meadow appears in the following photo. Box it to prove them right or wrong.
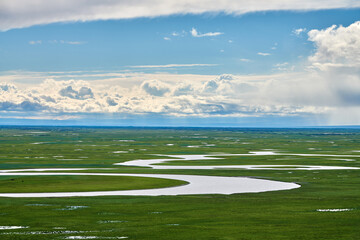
[0,127,359,239]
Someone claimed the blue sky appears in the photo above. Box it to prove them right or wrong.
[1,9,359,74]
[0,1,360,127]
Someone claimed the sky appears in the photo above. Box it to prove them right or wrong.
[0,0,359,127]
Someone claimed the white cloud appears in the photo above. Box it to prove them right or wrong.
[305,21,360,111]
[106,97,118,106]
[65,41,85,45]
[51,40,85,45]
[202,74,237,95]
[1,0,359,31]
[130,63,217,68]
[239,58,251,62]
[29,40,42,45]
[0,76,257,116]
[29,40,85,45]
[59,86,94,100]
[163,37,171,41]
[0,82,17,91]
[172,83,194,96]
[172,30,187,37]
[191,28,223,37]
[258,52,271,56]
[293,28,307,36]
[308,21,360,68]
[0,114,80,120]
[274,62,290,71]
[141,80,170,96]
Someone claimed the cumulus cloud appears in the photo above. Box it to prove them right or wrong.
[190,28,223,37]
[0,82,47,111]
[308,21,360,68]
[241,21,360,123]
[59,86,94,100]
[106,97,118,106]
[0,101,46,111]
[141,80,170,96]
[202,74,233,94]
[0,76,256,117]
[304,22,360,109]
[1,0,359,31]
[172,83,194,96]
[0,82,17,92]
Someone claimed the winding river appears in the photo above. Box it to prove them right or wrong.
[0,151,358,197]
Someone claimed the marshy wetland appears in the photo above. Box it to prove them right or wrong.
[0,127,359,239]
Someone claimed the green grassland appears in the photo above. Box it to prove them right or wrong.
[0,127,359,239]
[0,175,185,193]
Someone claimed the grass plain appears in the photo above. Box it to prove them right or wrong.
[0,127,359,239]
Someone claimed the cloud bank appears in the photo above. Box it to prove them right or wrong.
[1,0,360,30]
